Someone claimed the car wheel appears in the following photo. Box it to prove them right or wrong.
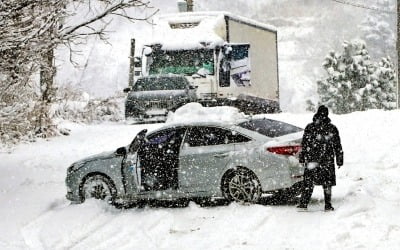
[222,168,261,203]
[81,175,117,204]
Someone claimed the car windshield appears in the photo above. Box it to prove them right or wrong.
[132,77,188,91]
[238,118,303,138]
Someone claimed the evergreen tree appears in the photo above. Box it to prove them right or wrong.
[317,40,396,114]
[370,57,397,109]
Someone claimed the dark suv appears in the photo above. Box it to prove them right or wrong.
[125,75,197,121]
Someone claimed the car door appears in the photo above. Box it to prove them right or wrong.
[138,127,186,191]
[179,126,237,192]
[122,129,147,194]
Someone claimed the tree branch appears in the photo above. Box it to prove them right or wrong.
[60,0,157,37]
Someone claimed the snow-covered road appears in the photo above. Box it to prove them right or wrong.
[1,110,400,250]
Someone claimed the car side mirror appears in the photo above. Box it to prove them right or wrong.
[115,147,127,156]
[123,87,131,93]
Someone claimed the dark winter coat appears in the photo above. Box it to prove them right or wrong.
[299,111,343,186]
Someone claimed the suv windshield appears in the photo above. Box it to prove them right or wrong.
[238,118,303,138]
[133,77,188,91]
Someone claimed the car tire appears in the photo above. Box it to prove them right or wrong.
[80,174,117,204]
[222,168,261,204]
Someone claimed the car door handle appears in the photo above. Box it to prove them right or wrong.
[213,153,229,158]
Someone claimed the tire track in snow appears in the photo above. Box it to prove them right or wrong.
[21,200,117,250]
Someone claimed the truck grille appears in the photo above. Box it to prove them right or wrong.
[145,100,174,110]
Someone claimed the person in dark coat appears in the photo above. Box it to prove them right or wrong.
[297,105,343,211]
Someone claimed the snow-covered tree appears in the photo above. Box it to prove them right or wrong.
[359,0,396,60]
[0,0,156,144]
[317,40,396,114]
[370,57,397,109]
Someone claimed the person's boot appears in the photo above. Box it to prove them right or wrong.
[324,186,334,211]
[325,205,334,211]
[297,181,313,211]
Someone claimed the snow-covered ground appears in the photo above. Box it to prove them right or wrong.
[1,109,400,249]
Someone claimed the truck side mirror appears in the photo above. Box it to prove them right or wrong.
[123,87,131,93]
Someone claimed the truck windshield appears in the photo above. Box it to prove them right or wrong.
[148,49,214,76]
[132,77,188,91]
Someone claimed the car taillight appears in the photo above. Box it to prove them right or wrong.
[267,145,301,156]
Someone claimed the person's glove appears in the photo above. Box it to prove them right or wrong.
[336,156,343,169]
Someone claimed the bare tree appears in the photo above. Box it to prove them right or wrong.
[0,0,157,143]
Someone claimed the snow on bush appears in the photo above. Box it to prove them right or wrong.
[52,85,124,123]
[0,102,36,145]
[0,84,125,147]
[0,77,41,145]
[166,102,248,124]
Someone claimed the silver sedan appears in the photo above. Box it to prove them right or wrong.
[65,118,305,206]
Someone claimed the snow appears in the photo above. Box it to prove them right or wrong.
[166,103,247,124]
[1,109,400,249]
[150,11,277,51]
[150,12,227,50]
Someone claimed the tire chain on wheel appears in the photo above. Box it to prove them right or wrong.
[223,169,261,203]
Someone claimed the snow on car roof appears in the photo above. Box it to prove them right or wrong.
[165,103,248,126]
[148,11,277,51]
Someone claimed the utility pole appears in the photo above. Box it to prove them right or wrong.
[186,0,193,11]
[398,0,400,108]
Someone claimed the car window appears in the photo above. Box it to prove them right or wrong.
[185,126,250,147]
[146,130,175,145]
[145,128,187,146]
[238,118,303,138]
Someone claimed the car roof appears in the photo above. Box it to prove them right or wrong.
[148,119,249,134]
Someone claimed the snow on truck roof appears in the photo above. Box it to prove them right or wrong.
[148,11,277,51]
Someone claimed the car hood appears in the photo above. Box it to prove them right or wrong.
[77,150,116,163]
[127,90,188,101]
[69,150,118,172]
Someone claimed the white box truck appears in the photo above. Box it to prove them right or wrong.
[125,12,279,120]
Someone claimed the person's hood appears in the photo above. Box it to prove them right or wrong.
[313,105,331,124]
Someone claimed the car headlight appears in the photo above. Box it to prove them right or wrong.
[67,162,86,174]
